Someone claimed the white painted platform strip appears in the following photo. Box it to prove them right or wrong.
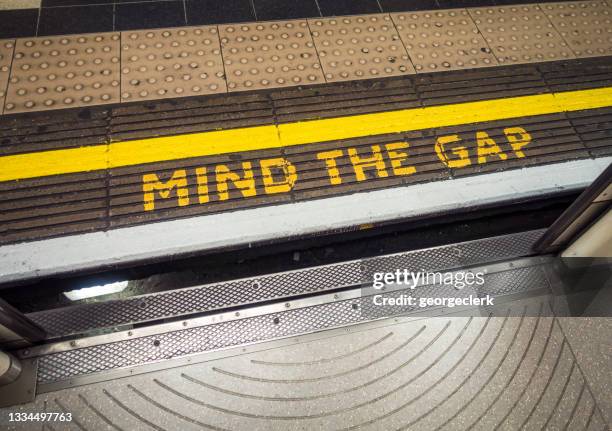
[0,156,610,284]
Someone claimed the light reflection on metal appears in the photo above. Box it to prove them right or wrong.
[63,281,128,301]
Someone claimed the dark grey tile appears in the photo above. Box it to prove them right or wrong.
[380,0,439,12]
[115,1,186,31]
[0,9,38,38]
[436,0,495,8]
[494,0,532,4]
[253,0,320,20]
[186,0,255,25]
[318,0,381,16]
[38,5,113,36]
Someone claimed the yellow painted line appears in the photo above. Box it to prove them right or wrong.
[2,86,612,183]
[108,125,279,168]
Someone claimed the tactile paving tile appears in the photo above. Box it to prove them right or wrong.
[308,14,415,82]
[470,5,575,65]
[0,40,14,114]
[541,1,612,57]
[5,33,120,113]
[120,27,226,102]
[219,20,325,92]
[392,9,498,72]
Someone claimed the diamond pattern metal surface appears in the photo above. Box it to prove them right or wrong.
[309,14,415,82]
[37,301,362,384]
[477,266,548,296]
[120,26,226,102]
[542,1,612,57]
[0,40,14,114]
[5,33,121,113]
[29,261,363,337]
[219,20,325,92]
[470,5,575,65]
[35,259,550,385]
[361,229,544,280]
[28,230,544,338]
[392,9,499,72]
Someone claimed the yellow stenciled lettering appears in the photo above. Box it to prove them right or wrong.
[316,150,344,185]
[385,142,416,176]
[195,167,209,204]
[476,131,508,164]
[435,135,471,168]
[142,169,190,211]
[260,157,298,194]
[348,145,388,181]
[215,162,257,201]
[504,127,532,158]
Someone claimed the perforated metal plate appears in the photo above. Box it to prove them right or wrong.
[33,264,550,386]
[392,9,499,72]
[470,5,575,65]
[120,26,226,102]
[542,0,612,58]
[219,21,325,92]
[0,40,13,114]
[28,230,544,339]
[361,229,544,280]
[4,33,121,113]
[309,14,415,82]
[29,261,363,338]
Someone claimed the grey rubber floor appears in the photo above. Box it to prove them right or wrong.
[2,308,610,430]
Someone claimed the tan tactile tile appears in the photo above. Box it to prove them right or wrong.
[120,26,226,102]
[470,5,575,65]
[5,33,120,113]
[219,20,325,92]
[0,0,40,10]
[541,1,612,57]
[392,9,498,72]
[308,14,415,82]
[0,40,14,114]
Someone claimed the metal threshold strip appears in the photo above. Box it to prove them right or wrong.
[14,228,554,390]
[27,229,545,339]
[26,255,551,391]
